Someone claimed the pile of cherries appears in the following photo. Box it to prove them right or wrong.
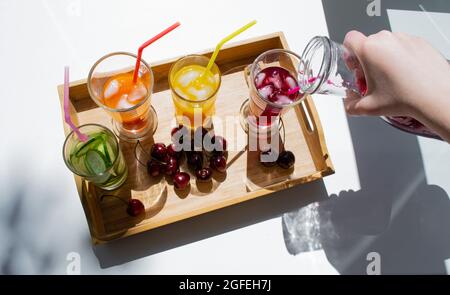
[146,125,228,191]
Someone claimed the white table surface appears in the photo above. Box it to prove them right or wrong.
[0,0,449,274]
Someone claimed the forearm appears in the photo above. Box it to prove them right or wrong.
[413,83,450,143]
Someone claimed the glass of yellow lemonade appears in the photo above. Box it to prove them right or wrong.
[168,55,221,128]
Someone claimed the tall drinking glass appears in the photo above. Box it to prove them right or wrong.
[63,124,128,190]
[240,49,306,133]
[88,52,157,141]
[168,55,221,129]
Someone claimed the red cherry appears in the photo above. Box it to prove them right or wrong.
[167,143,182,159]
[147,160,162,177]
[195,167,213,182]
[212,135,227,153]
[164,156,179,176]
[171,124,188,144]
[151,143,167,161]
[277,150,295,169]
[187,152,203,170]
[127,199,145,217]
[173,172,190,190]
[210,155,227,173]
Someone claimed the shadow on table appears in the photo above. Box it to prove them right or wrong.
[283,117,450,274]
[282,0,450,274]
[93,179,329,268]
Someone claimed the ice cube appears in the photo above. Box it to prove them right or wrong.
[103,79,119,99]
[206,73,216,85]
[255,72,266,87]
[127,83,147,102]
[258,85,274,99]
[116,95,134,109]
[177,70,201,87]
[268,77,282,89]
[285,76,297,89]
[275,94,292,105]
[188,86,213,100]
[174,87,185,97]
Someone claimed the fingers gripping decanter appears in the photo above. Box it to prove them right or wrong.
[298,36,442,140]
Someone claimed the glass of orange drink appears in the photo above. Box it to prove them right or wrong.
[88,52,157,141]
[169,55,221,129]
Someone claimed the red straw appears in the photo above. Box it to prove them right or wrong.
[132,22,181,83]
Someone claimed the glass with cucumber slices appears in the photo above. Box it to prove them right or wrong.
[63,124,128,190]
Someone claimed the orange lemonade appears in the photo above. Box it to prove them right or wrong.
[102,71,151,131]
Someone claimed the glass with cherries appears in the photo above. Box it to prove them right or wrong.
[240,49,306,133]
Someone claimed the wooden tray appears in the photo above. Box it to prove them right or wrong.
[57,32,334,244]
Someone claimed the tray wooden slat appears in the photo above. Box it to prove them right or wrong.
[57,32,334,244]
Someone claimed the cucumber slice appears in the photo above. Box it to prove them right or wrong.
[85,150,107,174]
[101,141,112,166]
[75,136,102,157]
[96,138,112,167]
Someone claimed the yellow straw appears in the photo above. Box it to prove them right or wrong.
[205,20,257,72]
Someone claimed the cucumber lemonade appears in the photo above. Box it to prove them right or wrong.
[63,124,127,190]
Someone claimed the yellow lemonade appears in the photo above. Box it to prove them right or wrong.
[171,64,220,127]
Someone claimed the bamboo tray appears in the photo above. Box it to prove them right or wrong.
[58,32,334,244]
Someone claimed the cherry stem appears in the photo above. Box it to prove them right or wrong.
[134,140,150,167]
[134,140,167,167]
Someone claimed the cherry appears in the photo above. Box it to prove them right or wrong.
[127,199,145,217]
[147,160,162,177]
[210,155,227,173]
[171,125,183,137]
[151,143,167,161]
[187,152,203,170]
[164,156,179,176]
[211,136,227,154]
[277,150,295,169]
[101,195,145,217]
[171,124,188,144]
[167,143,182,159]
[260,149,278,167]
[173,172,190,190]
[195,167,213,182]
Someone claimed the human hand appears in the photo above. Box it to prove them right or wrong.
[343,30,450,118]
[343,30,450,142]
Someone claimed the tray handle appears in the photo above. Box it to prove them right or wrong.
[295,96,334,174]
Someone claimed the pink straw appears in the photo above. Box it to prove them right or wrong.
[64,66,88,142]
[287,86,300,95]
[132,22,181,83]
